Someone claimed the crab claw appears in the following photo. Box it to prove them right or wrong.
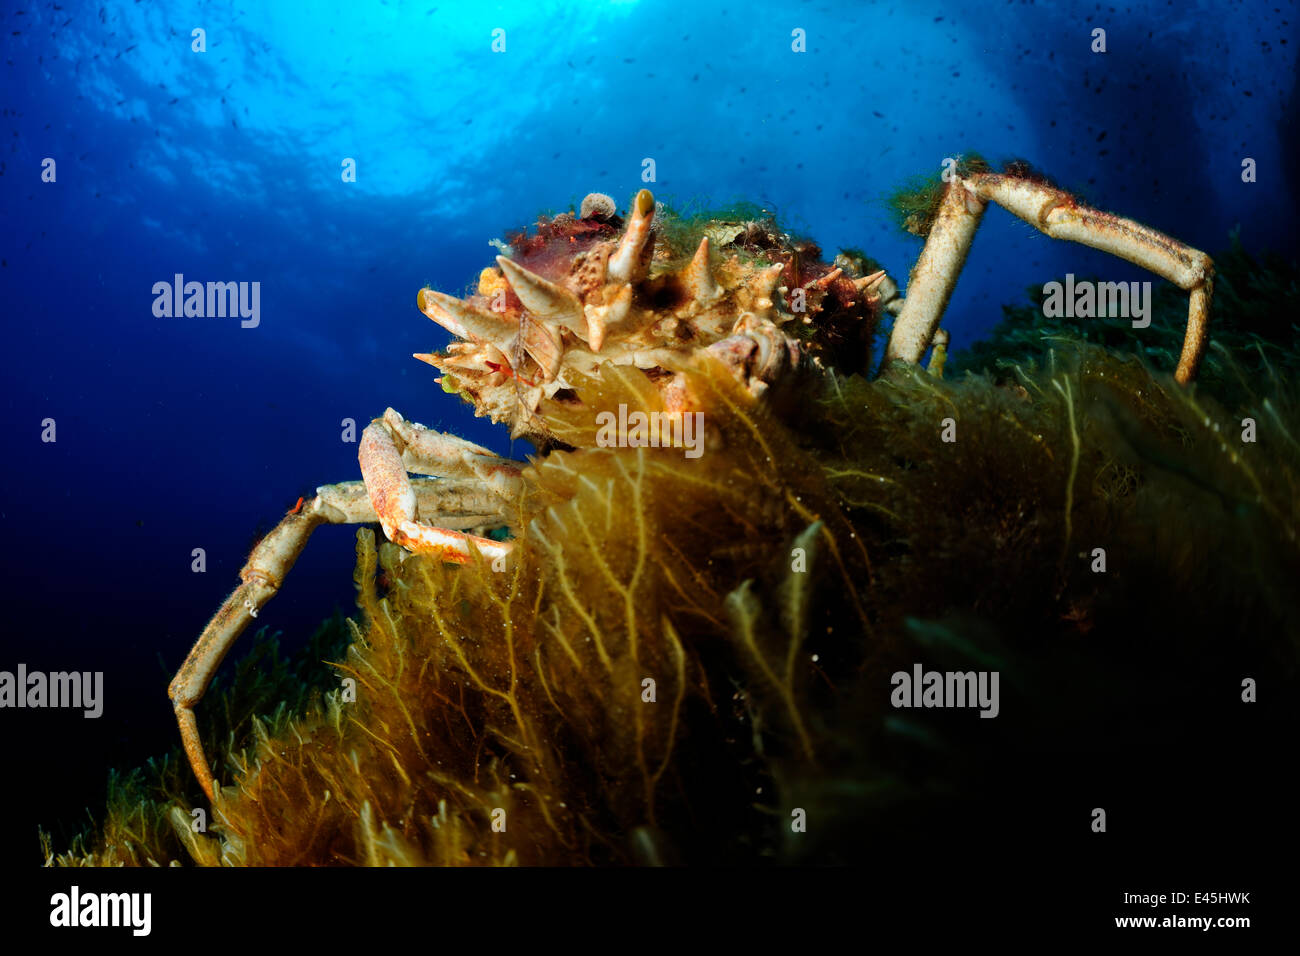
[359,418,512,563]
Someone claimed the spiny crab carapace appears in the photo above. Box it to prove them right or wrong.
[170,169,1214,800]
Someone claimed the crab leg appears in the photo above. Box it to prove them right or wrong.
[359,408,521,562]
[886,171,1214,384]
[171,418,522,799]
[170,483,370,801]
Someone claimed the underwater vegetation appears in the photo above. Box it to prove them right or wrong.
[45,198,1300,867]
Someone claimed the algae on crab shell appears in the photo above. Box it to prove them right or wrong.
[47,322,1300,865]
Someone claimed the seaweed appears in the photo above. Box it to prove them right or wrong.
[44,181,1300,867]
[884,153,992,237]
[648,194,803,263]
[49,329,1300,865]
[43,615,351,866]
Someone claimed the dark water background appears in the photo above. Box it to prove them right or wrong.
[2,0,1296,862]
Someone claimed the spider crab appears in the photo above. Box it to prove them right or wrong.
[171,170,1214,800]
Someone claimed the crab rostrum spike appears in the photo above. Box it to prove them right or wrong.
[495,255,586,337]
[607,188,657,283]
[683,235,721,304]
[584,282,633,353]
[419,288,517,354]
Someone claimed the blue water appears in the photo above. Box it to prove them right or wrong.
[2,0,1295,855]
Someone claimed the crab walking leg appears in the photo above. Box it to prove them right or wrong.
[169,483,374,800]
[170,478,514,799]
[380,407,525,499]
[886,173,1215,385]
[885,180,986,370]
[359,414,516,563]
